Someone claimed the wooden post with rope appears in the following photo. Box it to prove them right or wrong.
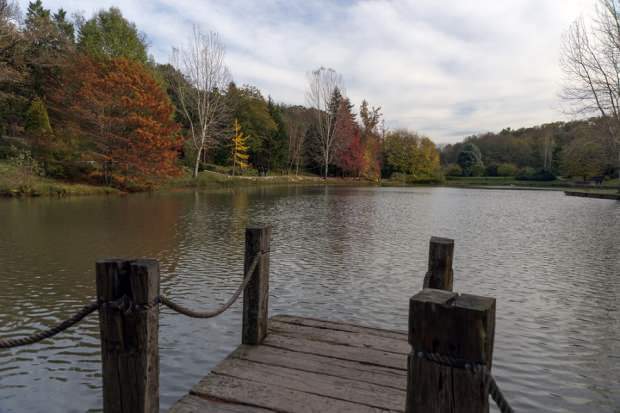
[96,259,160,413]
[405,289,496,412]
[423,236,454,291]
[242,225,272,345]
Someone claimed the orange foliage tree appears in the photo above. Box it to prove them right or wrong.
[55,55,180,186]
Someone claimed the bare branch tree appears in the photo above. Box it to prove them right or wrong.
[560,0,620,177]
[306,67,343,178]
[283,106,310,175]
[171,26,230,178]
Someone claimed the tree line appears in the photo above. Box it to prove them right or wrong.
[0,0,441,189]
[440,117,618,180]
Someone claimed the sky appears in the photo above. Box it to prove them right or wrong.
[19,0,596,143]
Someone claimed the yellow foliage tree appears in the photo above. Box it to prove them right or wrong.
[232,119,249,176]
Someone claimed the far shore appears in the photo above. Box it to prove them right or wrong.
[2,167,618,199]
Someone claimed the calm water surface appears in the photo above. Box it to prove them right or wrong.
[0,186,618,412]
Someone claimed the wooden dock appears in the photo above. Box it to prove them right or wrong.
[2,226,508,413]
[564,190,620,200]
[169,314,409,413]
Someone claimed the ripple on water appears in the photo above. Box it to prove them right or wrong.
[0,187,618,412]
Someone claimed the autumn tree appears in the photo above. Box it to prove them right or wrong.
[57,56,180,186]
[231,118,249,176]
[560,0,620,178]
[334,98,365,176]
[171,27,230,177]
[383,130,440,178]
[358,99,383,179]
[306,67,343,178]
[0,0,26,126]
[561,136,606,180]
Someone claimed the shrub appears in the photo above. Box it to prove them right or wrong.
[444,163,462,176]
[470,164,486,177]
[485,163,499,177]
[497,163,518,177]
[516,168,556,181]
[25,98,53,135]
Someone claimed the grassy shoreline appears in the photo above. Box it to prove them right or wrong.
[3,161,619,198]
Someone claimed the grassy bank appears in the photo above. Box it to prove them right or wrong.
[167,170,376,189]
[443,176,620,190]
[0,161,120,197]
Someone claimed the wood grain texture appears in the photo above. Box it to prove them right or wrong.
[422,237,454,291]
[96,259,160,413]
[242,225,271,345]
[191,374,393,413]
[263,333,407,370]
[406,289,496,413]
[210,357,406,410]
[168,314,412,412]
[168,394,275,413]
[269,320,410,354]
[232,344,407,389]
[271,315,408,340]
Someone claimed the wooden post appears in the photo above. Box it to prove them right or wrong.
[422,237,454,291]
[406,289,496,413]
[242,225,272,345]
[96,259,160,413]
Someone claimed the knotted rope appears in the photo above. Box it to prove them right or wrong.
[414,349,514,413]
[1,252,266,348]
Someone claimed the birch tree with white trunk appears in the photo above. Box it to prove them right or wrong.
[306,67,343,178]
[171,26,230,178]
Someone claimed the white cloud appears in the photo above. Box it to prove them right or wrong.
[19,0,595,143]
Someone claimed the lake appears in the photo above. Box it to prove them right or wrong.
[0,186,618,412]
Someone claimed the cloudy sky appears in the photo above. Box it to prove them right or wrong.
[19,0,595,143]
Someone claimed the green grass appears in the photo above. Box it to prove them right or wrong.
[0,161,120,197]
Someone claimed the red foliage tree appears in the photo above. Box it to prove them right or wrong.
[334,99,366,176]
[54,55,180,187]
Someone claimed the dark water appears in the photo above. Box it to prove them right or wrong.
[0,186,618,413]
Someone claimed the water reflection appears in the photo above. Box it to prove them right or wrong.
[0,187,618,412]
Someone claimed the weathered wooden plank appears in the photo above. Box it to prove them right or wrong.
[269,320,410,355]
[210,358,406,411]
[232,344,407,390]
[192,373,393,413]
[263,333,407,370]
[271,315,407,340]
[168,394,275,413]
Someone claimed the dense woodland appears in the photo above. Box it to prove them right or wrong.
[440,118,619,180]
[0,0,442,189]
[1,0,617,192]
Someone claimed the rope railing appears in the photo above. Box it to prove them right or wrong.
[413,349,514,413]
[0,301,99,349]
[0,252,265,349]
[159,251,263,318]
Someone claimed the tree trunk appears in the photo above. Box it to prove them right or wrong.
[193,146,203,178]
[323,153,329,179]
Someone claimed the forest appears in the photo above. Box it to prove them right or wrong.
[1,0,618,195]
[0,0,441,192]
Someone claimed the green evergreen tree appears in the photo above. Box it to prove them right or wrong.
[457,142,483,176]
[25,97,52,134]
[77,7,148,64]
